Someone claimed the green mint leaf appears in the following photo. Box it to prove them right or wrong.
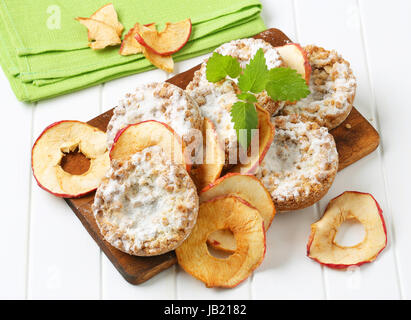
[265,67,310,102]
[237,48,269,93]
[237,92,257,103]
[206,52,242,83]
[230,101,258,149]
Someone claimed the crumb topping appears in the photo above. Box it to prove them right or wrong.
[106,82,203,149]
[256,115,338,205]
[281,45,356,129]
[93,146,199,256]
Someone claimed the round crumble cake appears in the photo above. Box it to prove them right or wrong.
[106,82,203,150]
[215,38,285,115]
[256,115,338,211]
[93,146,199,256]
[281,45,356,130]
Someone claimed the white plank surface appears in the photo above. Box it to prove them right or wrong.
[252,207,326,300]
[0,0,409,300]
[28,87,102,299]
[359,0,411,299]
[294,0,401,300]
[0,71,32,299]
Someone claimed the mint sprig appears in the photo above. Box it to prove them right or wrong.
[206,48,310,148]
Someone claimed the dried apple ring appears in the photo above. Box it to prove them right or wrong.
[307,191,387,269]
[176,196,266,288]
[32,120,109,198]
[200,173,276,253]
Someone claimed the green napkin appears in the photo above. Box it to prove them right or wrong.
[0,0,266,102]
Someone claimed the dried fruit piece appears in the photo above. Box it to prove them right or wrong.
[32,121,109,198]
[76,17,121,50]
[90,3,124,36]
[229,104,275,174]
[110,120,190,172]
[276,43,311,83]
[119,23,155,56]
[307,191,387,269]
[201,173,275,252]
[131,23,174,72]
[176,196,266,288]
[190,118,225,190]
[135,18,192,56]
[142,46,174,72]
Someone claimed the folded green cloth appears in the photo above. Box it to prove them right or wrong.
[0,0,266,102]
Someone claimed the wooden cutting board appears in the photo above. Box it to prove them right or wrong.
[64,28,380,285]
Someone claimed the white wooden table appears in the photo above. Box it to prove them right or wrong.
[1,0,409,300]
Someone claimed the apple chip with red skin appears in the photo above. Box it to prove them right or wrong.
[176,195,266,288]
[200,173,276,252]
[32,121,110,198]
[110,120,190,172]
[135,18,192,56]
[307,191,387,269]
[131,23,174,72]
[229,104,275,175]
[119,23,155,56]
[190,118,225,190]
[276,43,311,84]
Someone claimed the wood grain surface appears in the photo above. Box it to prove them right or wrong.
[65,28,380,285]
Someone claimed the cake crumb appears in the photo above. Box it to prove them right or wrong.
[345,124,352,129]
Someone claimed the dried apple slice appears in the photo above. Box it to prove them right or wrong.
[90,3,124,36]
[131,23,174,72]
[119,23,155,56]
[307,191,387,269]
[190,118,225,190]
[176,196,266,288]
[135,18,192,56]
[76,17,121,50]
[276,43,311,83]
[200,173,276,252]
[230,104,275,175]
[142,46,174,73]
[32,121,110,198]
[110,120,190,172]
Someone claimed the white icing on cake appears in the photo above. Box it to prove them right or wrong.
[93,146,198,256]
[256,115,338,206]
[106,82,203,149]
